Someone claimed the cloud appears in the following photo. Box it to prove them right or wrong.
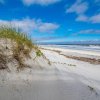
[0,18,37,33]
[0,18,59,33]
[78,29,100,34]
[38,21,59,33]
[89,13,100,23]
[66,0,88,15]
[34,36,59,41]
[66,0,92,23]
[76,13,100,23]
[66,0,100,24]
[22,0,61,6]
[76,14,88,22]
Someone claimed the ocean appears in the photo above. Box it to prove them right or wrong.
[42,45,100,52]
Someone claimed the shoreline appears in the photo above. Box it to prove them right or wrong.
[41,46,100,65]
[40,46,100,56]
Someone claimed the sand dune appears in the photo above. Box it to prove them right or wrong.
[0,46,100,100]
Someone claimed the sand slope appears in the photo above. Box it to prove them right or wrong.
[0,47,100,100]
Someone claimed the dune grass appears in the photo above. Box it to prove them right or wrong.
[0,26,33,49]
[0,52,7,70]
[0,26,32,69]
[0,26,50,70]
[0,26,43,70]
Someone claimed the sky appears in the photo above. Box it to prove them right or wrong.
[0,0,100,43]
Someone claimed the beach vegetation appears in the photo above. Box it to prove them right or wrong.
[0,26,43,70]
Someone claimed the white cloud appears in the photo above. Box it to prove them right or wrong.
[0,18,59,33]
[22,0,61,6]
[38,21,59,32]
[76,13,100,23]
[0,18,37,33]
[90,13,100,23]
[66,0,100,24]
[66,0,88,15]
[66,0,91,23]
[78,29,100,34]
[76,14,88,21]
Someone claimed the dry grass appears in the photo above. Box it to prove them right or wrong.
[12,45,31,70]
[0,26,33,50]
[0,26,49,70]
[0,52,7,70]
[0,26,42,70]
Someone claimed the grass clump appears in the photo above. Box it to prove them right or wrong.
[36,50,43,57]
[33,49,43,61]
[0,26,35,70]
[0,26,47,70]
[0,53,7,70]
[0,26,33,50]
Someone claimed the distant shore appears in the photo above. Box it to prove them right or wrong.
[41,45,100,64]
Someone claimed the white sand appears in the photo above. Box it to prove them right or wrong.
[0,46,100,100]
[41,46,100,58]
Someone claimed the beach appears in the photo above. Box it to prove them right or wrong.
[0,45,100,100]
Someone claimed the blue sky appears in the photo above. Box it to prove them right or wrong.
[0,0,100,43]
